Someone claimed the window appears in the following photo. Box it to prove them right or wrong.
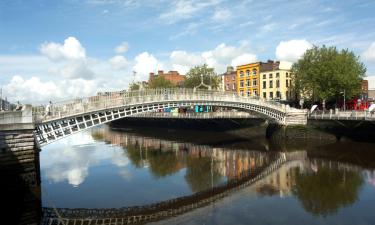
[286,91,289,99]
[269,80,273,88]
[247,91,250,97]
[263,74,266,79]
[240,90,244,96]
[240,71,244,78]
[247,79,251,87]
[226,84,229,90]
[240,81,244,88]
[232,75,235,81]
[253,90,257,96]
[276,80,280,88]
[286,72,289,78]
[276,91,281,98]
[276,73,280,78]
[253,78,257,86]
[263,92,267,98]
[263,81,266,89]
[246,70,250,77]
[269,92,273,99]
[252,69,257,75]
[269,73,273,79]
[286,79,289,87]
[232,83,235,90]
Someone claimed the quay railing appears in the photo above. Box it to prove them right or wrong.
[32,89,290,123]
[308,109,375,121]
[130,111,258,119]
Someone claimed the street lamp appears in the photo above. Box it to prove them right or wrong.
[340,90,346,111]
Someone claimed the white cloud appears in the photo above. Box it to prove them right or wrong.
[51,60,95,79]
[3,75,62,102]
[211,9,231,22]
[231,53,257,67]
[275,39,313,62]
[159,0,221,24]
[362,42,375,62]
[40,37,86,61]
[109,55,128,70]
[114,42,129,54]
[170,22,201,40]
[169,42,257,74]
[133,52,162,80]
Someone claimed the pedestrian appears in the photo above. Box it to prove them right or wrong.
[45,101,52,117]
[15,101,22,111]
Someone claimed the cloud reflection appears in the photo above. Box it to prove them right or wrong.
[41,131,131,187]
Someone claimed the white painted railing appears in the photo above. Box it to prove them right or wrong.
[33,89,288,123]
[308,110,375,121]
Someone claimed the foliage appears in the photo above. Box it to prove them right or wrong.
[293,166,363,216]
[148,76,175,89]
[291,45,366,104]
[184,64,221,90]
[129,82,140,91]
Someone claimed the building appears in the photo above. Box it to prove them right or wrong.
[361,80,369,101]
[221,66,237,92]
[260,61,293,100]
[0,97,11,111]
[236,62,261,97]
[149,70,185,87]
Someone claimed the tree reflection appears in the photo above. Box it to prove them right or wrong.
[147,150,183,178]
[293,166,364,216]
[185,153,223,192]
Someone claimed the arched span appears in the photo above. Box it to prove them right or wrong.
[34,89,307,146]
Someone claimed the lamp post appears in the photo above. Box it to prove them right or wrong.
[340,90,346,111]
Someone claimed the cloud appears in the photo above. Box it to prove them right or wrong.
[114,42,129,54]
[159,0,221,24]
[109,55,128,70]
[170,22,201,40]
[231,53,257,67]
[40,37,86,61]
[362,42,375,63]
[275,39,313,62]
[211,9,231,22]
[50,60,95,79]
[133,52,162,80]
[169,42,257,74]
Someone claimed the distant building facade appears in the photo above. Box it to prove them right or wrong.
[260,61,293,100]
[235,60,292,100]
[149,70,185,87]
[361,80,369,101]
[221,66,237,92]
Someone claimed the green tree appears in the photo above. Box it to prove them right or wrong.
[129,82,140,91]
[148,76,175,89]
[291,46,366,108]
[184,64,221,90]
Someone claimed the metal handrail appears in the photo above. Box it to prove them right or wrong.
[33,88,294,123]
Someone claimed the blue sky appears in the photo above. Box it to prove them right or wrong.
[1,0,375,102]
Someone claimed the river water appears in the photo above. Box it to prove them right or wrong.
[40,125,375,225]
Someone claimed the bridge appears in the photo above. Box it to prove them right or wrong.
[30,89,307,146]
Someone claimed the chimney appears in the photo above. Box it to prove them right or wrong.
[158,70,163,75]
[226,66,234,74]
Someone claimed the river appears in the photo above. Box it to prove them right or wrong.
[40,125,375,225]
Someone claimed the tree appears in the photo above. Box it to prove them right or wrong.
[184,64,221,90]
[291,46,366,108]
[129,82,140,91]
[148,76,175,89]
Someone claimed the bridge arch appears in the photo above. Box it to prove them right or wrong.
[34,89,306,146]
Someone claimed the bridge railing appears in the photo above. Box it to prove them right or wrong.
[130,111,258,119]
[308,109,375,121]
[33,89,289,123]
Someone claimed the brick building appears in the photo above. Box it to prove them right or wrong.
[149,70,185,87]
[221,66,237,92]
[361,80,369,100]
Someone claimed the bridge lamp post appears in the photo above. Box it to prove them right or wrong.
[340,90,346,111]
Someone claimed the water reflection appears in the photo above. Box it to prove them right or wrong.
[39,125,375,225]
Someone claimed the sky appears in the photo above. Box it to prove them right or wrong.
[1,0,375,103]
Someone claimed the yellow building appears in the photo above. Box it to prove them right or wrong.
[260,61,292,100]
[236,62,260,97]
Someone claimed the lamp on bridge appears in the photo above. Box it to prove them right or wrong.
[340,90,346,111]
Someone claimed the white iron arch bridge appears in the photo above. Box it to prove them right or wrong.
[33,89,307,146]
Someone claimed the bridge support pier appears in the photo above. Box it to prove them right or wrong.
[0,107,41,225]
